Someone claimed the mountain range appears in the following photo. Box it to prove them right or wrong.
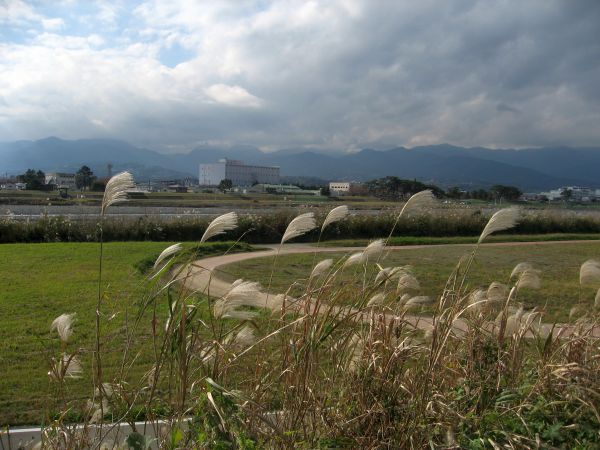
[1,137,599,191]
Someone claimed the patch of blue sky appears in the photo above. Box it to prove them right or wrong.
[158,41,196,68]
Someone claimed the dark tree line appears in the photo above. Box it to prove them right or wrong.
[365,177,522,202]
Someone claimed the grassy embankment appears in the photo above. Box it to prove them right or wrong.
[0,241,254,426]
[223,240,600,323]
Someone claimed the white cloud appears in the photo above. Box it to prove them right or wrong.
[0,0,599,151]
[205,84,263,108]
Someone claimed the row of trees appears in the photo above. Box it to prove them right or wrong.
[363,177,523,201]
[18,166,102,191]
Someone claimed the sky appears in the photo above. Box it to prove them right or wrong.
[1,0,600,153]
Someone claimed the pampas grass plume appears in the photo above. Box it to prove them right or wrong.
[101,171,135,215]
[478,207,519,243]
[311,258,333,278]
[201,212,238,243]
[51,313,75,343]
[214,279,264,319]
[281,212,317,244]
[487,281,508,302]
[154,243,183,269]
[510,262,533,279]
[344,251,364,267]
[321,205,349,232]
[516,269,541,290]
[363,239,385,260]
[580,259,600,285]
[367,293,386,307]
[400,190,436,215]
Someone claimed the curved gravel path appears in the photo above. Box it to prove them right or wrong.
[184,241,600,338]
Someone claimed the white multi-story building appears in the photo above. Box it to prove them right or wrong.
[45,172,77,189]
[199,159,280,186]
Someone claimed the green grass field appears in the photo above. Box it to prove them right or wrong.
[222,241,600,323]
[0,241,254,426]
[1,239,599,426]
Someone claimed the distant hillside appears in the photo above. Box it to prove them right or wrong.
[1,137,599,190]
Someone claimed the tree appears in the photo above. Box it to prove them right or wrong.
[365,176,443,200]
[446,186,463,199]
[490,184,522,202]
[75,165,96,191]
[218,179,233,192]
[18,169,46,190]
[561,188,573,202]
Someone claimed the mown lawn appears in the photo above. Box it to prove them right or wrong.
[223,241,600,323]
[0,241,253,426]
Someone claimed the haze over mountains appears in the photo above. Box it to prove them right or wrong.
[1,137,599,191]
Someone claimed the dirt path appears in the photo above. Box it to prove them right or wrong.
[184,241,600,338]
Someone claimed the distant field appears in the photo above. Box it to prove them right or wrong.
[222,241,600,323]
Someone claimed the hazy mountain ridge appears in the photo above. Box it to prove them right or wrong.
[0,137,597,190]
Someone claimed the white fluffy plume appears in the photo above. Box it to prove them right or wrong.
[400,190,436,215]
[101,171,135,215]
[404,296,433,307]
[311,259,333,278]
[214,280,264,320]
[321,205,349,232]
[478,208,519,243]
[51,313,75,343]
[201,212,238,243]
[397,274,420,293]
[580,259,600,285]
[49,353,82,380]
[487,281,509,302]
[510,262,533,279]
[516,269,541,290]
[281,212,317,244]
[363,239,385,260]
[367,293,386,307]
[344,251,365,267]
[153,243,183,269]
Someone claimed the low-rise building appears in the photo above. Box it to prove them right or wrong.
[45,172,76,189]
[248,183,321,196]
[199,159,280,186]
[329,181,366,196]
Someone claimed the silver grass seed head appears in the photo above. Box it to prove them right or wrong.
[400,190,436,216]
[397,274,420,293]
[487,281,508,302]
[281,212,317,244]
[367,293,386,307]
[516,269,541,291]
[321,205,349,232]
[201,212,238,243]
[51,313,75,343]
[363,239,385,260]
[214,279,264,319]
[580,259,600,286]
[153,243,183,269]
[344,251,365,267]
[510,262,533,279]
[595,288,600,308]
[311,258,333,278]
[478,207,520,244]
[404,296,433,307]
[101,171,135,215]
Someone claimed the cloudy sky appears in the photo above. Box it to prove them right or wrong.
[1,0,600,153]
